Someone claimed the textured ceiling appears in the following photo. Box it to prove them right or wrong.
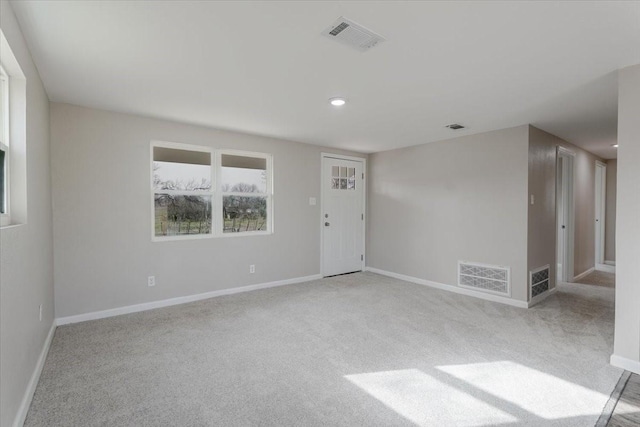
[10,1,640,158]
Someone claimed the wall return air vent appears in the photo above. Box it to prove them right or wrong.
[458,261,511,296]
[321,17,386,52]
[530,265,550,298]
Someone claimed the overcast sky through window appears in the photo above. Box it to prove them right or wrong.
[154,162,265,191]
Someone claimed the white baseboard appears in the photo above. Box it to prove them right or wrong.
[604,260,616,266]
[56,274,323,326]
[596,263,616,273]
[573,267,595,282]
[365,267,528,308]
[13,321,56,427]
[528,287,558,308]
[610,354,640,375]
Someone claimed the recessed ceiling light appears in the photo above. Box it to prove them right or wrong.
[329,97,346,107]
[612,144,619,148]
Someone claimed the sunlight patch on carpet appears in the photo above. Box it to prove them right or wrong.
[437,361,609,420]
[345,369,517,427]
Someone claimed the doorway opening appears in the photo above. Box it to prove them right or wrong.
[556,147,575,283]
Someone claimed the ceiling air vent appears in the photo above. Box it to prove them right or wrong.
[446,124,465,130]
[321,17,385,52]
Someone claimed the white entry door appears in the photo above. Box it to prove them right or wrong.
[322,156,364,276]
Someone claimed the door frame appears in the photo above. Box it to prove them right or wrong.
[595,160,607,267]
[556,146,575,283]
[320,153,367,277]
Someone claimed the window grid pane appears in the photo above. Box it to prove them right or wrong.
[154,193,212,237]
[330,165,356,190]
[223,195,267,233]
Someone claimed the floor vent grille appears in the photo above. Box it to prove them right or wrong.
[458,261,510,296]
[530,265,550,298]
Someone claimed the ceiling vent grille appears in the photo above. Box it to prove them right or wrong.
[530,265,550,298]
[321,17,385,52]
[458,261,510,296]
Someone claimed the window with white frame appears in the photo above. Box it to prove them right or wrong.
[0,65,9,226]
[221,152,270,233]
[151,142,272,240]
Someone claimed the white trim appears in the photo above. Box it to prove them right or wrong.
[596,263,616,273]
[573,267,595,282]
[321,152,367,163]
[13,321,56,427]
[151,139,213,153]
[604,260,616,266]
[528,287,557,308]
[558,146,576,157]
[610,354,640,375]
[320,153,367,277]
[365,267,528,308]
[56,274,322,326]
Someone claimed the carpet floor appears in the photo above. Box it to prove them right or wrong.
[25,272,623,426]
[576,271,616,288]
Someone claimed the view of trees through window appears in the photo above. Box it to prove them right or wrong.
[222,164,267,233]
[153,160,212,236]
[152,148,270,238]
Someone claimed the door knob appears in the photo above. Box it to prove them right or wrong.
[325,222,330,226]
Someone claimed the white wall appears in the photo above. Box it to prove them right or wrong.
[605,159,616,263]
[0,2,54,426]
[612,63,640,374]
[367,125,530,302]
[527,126,558,292]
[50,103,365,318]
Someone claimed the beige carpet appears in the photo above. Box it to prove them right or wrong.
[25,272,622,426]
[577,270,616,288]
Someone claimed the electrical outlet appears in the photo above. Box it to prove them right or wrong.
[148,276,156,287]
[530,194,535,205]
[249,265,255,274]
[39,304,42,322]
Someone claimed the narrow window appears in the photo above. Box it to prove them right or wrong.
[220,152,272,234]
[152,144,213,238]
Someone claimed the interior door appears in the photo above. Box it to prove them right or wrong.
[322,156,364,276]
[595,162,606,265]
[556,150,575,283]
[556,157,566,282]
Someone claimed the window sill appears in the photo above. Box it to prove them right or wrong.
[0,222,25,230]
[152,230,272,242]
